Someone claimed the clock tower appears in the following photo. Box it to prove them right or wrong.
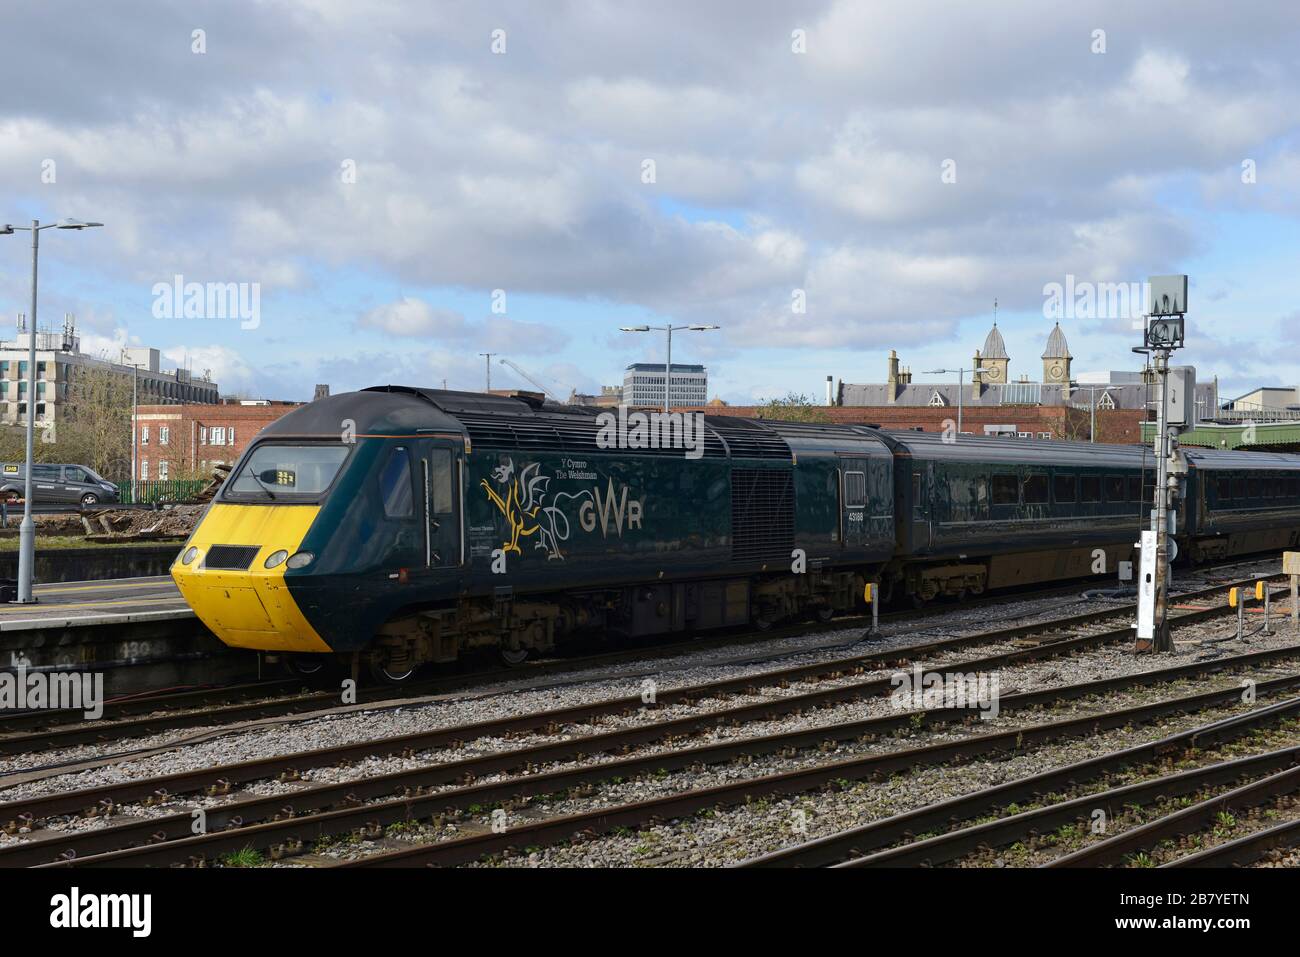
[1041,322,1072,398]
[980,323,1009,385]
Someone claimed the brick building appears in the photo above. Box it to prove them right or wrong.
[686,404,1151,445]
[133,399,302,481]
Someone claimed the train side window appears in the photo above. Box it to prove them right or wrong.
[843,470,867,508]
[1216,476,1231,502]
[1248,476,1261,499]
[1290,477,1300,499]
[1022,473,1049,504]
[378,447,414,518]
[991,473,1018,505]
[1053,474,1077,503]
[1104,475,1125,502]
[1126,475,1143,502]
[1232,476,1246,500]
[1080,475,1101,503]
[429,449,454,514]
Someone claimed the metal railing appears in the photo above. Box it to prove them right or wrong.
[1213,407,1300,423]
[115,479,210,504]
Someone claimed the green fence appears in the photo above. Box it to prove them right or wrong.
[115,480,210,504]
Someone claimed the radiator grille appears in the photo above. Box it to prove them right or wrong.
[712,427,792,460]
[730,469,795,564]
[204,544,262,570]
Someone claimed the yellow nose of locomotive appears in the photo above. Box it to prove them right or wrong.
[172,503,331,652]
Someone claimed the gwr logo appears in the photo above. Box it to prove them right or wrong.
[579,478,644,538]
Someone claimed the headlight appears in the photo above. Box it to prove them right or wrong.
[181,546,199,565]
[286,551,314,569]
[264,549,289,569]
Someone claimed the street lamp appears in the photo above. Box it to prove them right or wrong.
[1074,385,1107,443]
[1,218,104,603]
[619,324,719,412]
[923,367,983,436]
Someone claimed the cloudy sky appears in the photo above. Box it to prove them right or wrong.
[1,1,1298,404]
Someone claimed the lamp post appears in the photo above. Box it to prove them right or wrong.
[619,324,719,411]
[0,218,104,603]
[130,363,140,503]
[1074,385,1107,443]
[923,367,983,436]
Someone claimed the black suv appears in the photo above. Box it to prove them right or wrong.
[0,463,120,507]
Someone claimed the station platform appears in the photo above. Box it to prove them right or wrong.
[0,576,193,632]
[0,576,256,695]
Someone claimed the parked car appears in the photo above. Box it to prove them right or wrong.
[0,463,120,507]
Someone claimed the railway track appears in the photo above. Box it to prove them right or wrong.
[1042,756,1300,868]
[741,698,1300,868]
[1163,809,1300,867]
[331,664,1300,869]
[10,634,1300,867]
[0,569,1284,760]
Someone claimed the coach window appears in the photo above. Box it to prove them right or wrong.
[843,470,867,508]
[991,473,1018,506]
[1053,474,1077,503]
[1216,477,1232,502]
[1104,475,1125,503]
[1248,476,1261,499]
[378,447,414,518]
[1022,473,1049,505]
[1126,475,1143,502]
[1080,475,1102,503]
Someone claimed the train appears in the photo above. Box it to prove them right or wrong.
[170,387,1300,681]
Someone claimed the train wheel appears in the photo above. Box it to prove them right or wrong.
[366,651,419,684]
[284,654,329,678]
[500,647,530,667]
[815,606,836,623]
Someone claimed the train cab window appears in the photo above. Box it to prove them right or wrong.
[1126,475,1143,502]
[1104,475,1125,502]
[991,474,1019,506]
[1216,477,1232,502]
[1080,475,1101,503]
[378,447,414,518]
[843,471,867,508]
[1053,474,1077,503]
[1022,473,1049,505]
